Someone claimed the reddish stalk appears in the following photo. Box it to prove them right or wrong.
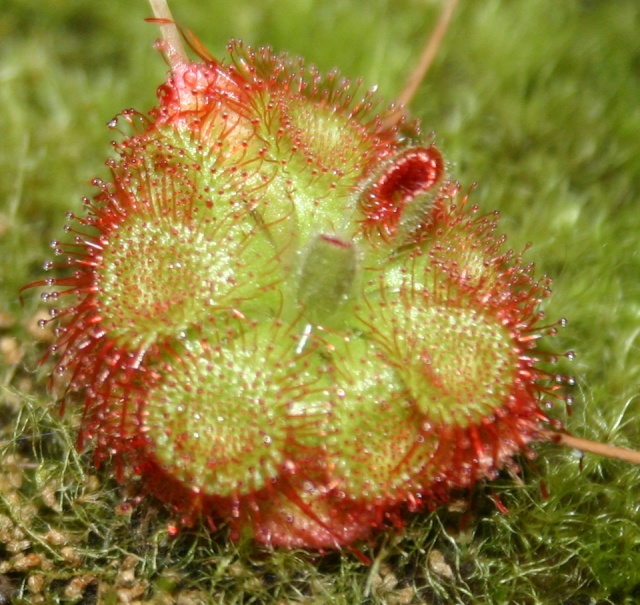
[543,431,640,465]
[148,0,188,69]
[385,0,460,127]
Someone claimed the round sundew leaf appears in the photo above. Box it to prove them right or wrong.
[242,475,387,550]
[251,98,373,255]
[427,210,506,293]
[401,303,516,424]
[272,91,384,184]
[141,321,332,498]
[356,263,518,428]
[322,336,424,502]
[151,120,273,198]
[224,53,400,252]
[98,213,281,346]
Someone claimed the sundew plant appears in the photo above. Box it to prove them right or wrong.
[2,1,640,604]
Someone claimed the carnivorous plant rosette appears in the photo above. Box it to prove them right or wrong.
[27,0,640,550]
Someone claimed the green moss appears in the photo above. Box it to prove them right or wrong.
[1,0,639,603]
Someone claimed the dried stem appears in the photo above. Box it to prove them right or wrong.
[543,430,640,465]
[148,0,189,70]
[385,0,459,127]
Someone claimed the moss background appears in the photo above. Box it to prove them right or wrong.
[1,0,639,603]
